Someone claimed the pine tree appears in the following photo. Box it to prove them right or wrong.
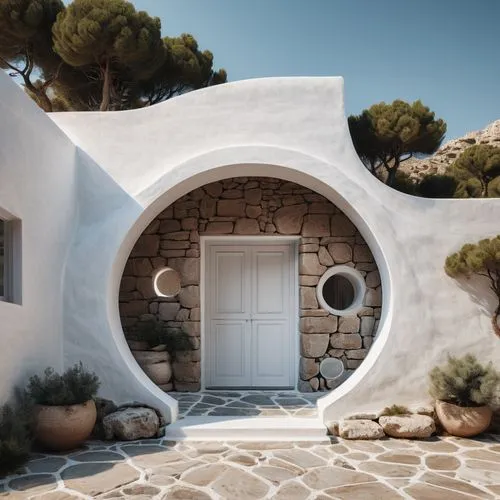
[349,100,446,187]
[52,0,165,111]
[445,235,500,338]
[0,0,64,111]
[447,144,500,198]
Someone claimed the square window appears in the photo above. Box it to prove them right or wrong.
[0,217,21,304]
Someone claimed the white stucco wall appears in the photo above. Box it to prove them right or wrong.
[0,72,77,403]
[1,72,498,425]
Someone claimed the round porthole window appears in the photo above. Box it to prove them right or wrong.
[317,265,366,316]
[153,267,181,298]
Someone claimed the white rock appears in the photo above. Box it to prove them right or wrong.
[103,407,159,440]
[379,414,436,438]
[339,420,385,440]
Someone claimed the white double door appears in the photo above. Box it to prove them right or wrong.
[206,242,295,388]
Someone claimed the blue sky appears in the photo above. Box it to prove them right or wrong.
[130,0,499,141]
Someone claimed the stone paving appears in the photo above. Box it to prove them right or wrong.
[169,391,322,418]
[1,434,500,499]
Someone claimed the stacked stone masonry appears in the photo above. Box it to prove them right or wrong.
[119,177,382,392]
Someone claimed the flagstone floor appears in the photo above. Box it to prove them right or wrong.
[168,391,323,418]
[1,434,499,499]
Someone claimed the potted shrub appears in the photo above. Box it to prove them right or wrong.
[27,362,100,451]
[130,320,193,390]
[0,390,34,477]
[429,354,500,437]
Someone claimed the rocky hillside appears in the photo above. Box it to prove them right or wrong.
[402,119,500,180]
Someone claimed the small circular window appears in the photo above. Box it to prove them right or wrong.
[153,267,181,298]
[317,266,366,315]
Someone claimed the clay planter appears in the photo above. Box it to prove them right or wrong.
[34,400,97,451]
[131,348,172,386]
[435,400,492,437]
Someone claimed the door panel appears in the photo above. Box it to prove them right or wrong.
[208,320,251,387]
[251,320,291,387]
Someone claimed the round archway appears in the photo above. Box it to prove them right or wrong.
[119,175,383,393]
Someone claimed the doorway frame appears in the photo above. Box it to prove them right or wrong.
[200,235,300,391]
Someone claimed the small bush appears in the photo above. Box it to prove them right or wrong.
[0,391,34,477]
[27,363,100,406]
[380,404,411,416]
[429,354,500,407]
[137,320,193,358]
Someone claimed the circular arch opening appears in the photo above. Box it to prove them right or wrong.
[115,164,387,396]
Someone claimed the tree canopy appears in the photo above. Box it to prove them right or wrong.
[0,0,227,111]
[446,144,500,198]
[0,0,64,111]
[445,235,500,338]
[349,100,447,187]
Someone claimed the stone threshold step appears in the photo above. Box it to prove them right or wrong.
[164,416,328,442]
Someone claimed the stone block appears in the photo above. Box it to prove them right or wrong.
[131,235,160,257]
[365,270,381,288]
[302,214,330,237]
[299,243,320,253]
[299,253,327,276]
[103,407,159,441]
[175,381,201,392]
[338,420,384,440]
[234,218,260,234]
[300,286,318,309]
[205,221,234,234]
[246,205,262,218]
[299,357,319,380]
[120,277,136,292]
[330,214,356,236]
[360,316,376,336]
[365,287,382,306]
[144,219,160,234]
[173,362,201,382]
[221,189,243,199]
[301,309,329,317]
[244,188,262,205]
[283,195,305,205]
[159,220,181,233]
[182,321,201,336]
[158,303,180,321]
[346,359,363,369]
[175,308,190,321]
[300,334,329,358]
[121,301,148,317]
[168,258,199,285]
[300,316,337,334]
[327,243,352,264]
[181,217,198,231]
[136,277,155,299]
[160,240,190,250]
[190,307,201,321]
[217,199,246,217]
[273,204,307,234]
[353,244,373,262]
[200,196,216,218]
[379,415,436,439]
[179,285,200,308]
[299,275,319,286]
[338,316,360,333]
[309,202,335,214]
[318,246,334,266]
[330,333,362,349]
[204,182,223,197]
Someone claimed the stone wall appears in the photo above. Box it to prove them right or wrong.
[119,177,382,392]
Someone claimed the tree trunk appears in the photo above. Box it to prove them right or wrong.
[386,167,397,187]
[493,302,500,339]
[20,73,53,112]
[100,58,111,112]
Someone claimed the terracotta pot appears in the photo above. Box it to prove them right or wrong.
[435,400,492,437]
[34,400,97,451]
[142,361,172,385]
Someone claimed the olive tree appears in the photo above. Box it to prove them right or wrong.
[445,236,500,338]
[349,100,446,187]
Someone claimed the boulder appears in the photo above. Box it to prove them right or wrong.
[379,414,436,439]
[103,407,160,440]
[273,204,308,234]
[339,420,385,440]
[92,398,118,439]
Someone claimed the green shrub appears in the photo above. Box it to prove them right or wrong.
[137,320,193,359]
[380,404,411,416]
[27,363,100,406]
[0,391,34,477]
[429,354,500,407]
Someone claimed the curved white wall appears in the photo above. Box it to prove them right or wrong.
[1,72,498,425]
